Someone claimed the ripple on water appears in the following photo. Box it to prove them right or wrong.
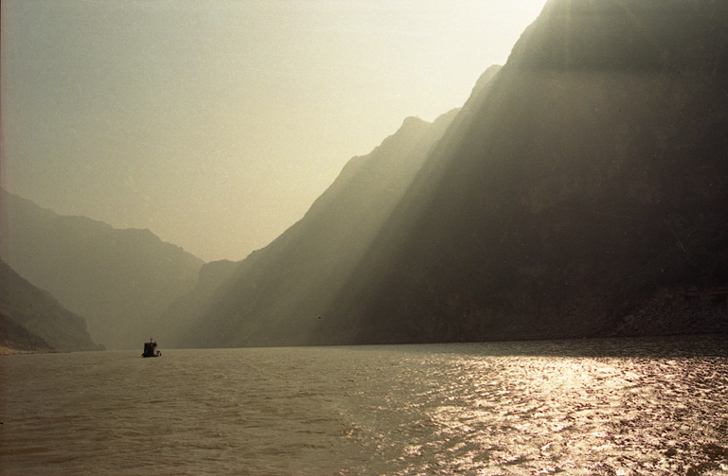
[1,336,727,475]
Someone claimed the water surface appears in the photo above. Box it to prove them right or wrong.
[1,336,727,475]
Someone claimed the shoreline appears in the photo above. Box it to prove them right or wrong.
[0,346,54,356]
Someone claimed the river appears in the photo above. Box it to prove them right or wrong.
[1,335,727,475]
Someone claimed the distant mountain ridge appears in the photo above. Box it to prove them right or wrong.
[0,260,101,352]
[316,0,728,344]
[6,0,727,350]
[162,101,472,348]
[154,258,240,346]
[0,189,203,349]
[0,312,55,354]
[174,0,727,347]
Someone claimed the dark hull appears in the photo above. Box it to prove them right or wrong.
[142,340,161,358]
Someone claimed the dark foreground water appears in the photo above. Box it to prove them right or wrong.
[1,336,727,476]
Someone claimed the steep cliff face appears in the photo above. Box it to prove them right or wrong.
[317,0,728,344]
[0,312,55,354]
[175,106,465,348]
[0,261,101,352]
[0,190,203,349]
[153,259,240,346]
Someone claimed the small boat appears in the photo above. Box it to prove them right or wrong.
[142,338,162,358]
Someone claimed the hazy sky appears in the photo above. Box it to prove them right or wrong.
[2,0,545,262]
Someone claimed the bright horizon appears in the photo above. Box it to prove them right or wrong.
[1,0,546,262]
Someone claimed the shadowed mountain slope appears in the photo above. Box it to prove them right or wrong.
[154,258,240,346]
[314,0,728,344]
[0,190,203,349]
[0,261,101,352]
[171,103,471,348]
[0,312,55,354]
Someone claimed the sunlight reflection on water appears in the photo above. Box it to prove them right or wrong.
[1,335,727,475]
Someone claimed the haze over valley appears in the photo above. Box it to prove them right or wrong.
[1,0,727,351]
[2,0,546,263]
[4,5,728,476]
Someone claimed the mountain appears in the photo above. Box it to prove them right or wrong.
[0,190,204,349]
[169,99,475,348]
[315,0,728,344]
[0,312,55,354]
[153,259,240,346]
[0,260,101,352]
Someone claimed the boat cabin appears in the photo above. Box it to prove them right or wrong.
[142,338,161,358]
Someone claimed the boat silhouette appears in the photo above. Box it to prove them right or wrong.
[142,338,161,358]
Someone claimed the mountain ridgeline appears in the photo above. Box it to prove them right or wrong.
[5,0,726,351]
[165,102,468,348]
[0,260,101,352]
[171,0,727,347]
[0,189,203,349]
[315,0,728,344]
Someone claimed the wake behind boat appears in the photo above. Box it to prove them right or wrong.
[142,338,161,358]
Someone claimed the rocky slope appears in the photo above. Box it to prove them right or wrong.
[0,190,203,349]
[153,259,240,346]
[0,261,101,352]
[314,0,728,344]
[0,312,55,354]
[172,102,470,347]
